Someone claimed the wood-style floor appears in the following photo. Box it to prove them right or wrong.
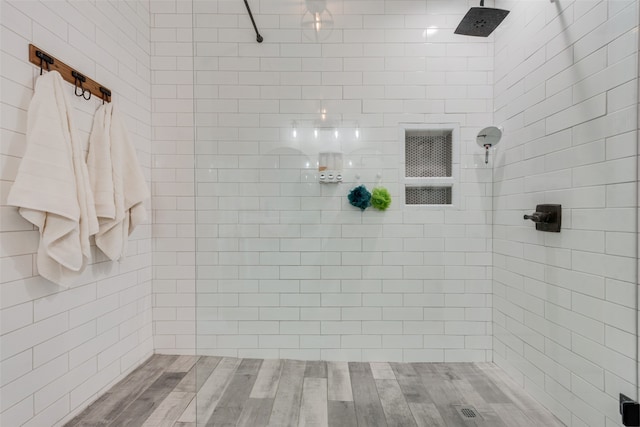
[66,354,565,427]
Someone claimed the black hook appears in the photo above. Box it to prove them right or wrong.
[36,50,52,75]
[72,70,84,97]
[39,57,49,75]
[99,87,111,105]
[72,70,90,100]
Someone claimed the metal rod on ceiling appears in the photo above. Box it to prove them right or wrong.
[243,0,264,43]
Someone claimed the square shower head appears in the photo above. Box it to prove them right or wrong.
[454,7,510,37]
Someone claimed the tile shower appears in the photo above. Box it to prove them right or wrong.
[0,0,638,426]
[156,0,495,363]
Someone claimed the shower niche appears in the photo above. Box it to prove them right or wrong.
[401,125,459,206]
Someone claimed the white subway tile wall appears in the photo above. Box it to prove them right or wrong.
[150,0,497,362]
[493,0,638,426]
[151,0,197,355]
[0,1,153,425]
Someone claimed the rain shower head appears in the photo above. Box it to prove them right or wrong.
[454,0,509,37]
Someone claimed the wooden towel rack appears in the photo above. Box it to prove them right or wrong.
[28,44,112,103]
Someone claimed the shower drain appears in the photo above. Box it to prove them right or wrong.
[461,407,477,418]
[456,405,481,419]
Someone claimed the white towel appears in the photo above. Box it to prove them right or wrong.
[7,71,98,287]
[87,103,149,261]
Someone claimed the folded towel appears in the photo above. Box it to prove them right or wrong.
[87,103,149,261]
[7,71,98,287]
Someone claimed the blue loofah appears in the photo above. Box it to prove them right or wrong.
[348,185,372,210]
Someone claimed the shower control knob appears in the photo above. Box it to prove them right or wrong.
[524,204,561,232]
[523,212,550,223]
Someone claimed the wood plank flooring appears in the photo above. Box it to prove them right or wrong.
[66,355,566,427]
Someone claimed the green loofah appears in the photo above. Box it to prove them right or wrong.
[348,185,372,210]
[371,187,391,210]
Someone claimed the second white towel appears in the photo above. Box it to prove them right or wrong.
[87,103,149,261]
